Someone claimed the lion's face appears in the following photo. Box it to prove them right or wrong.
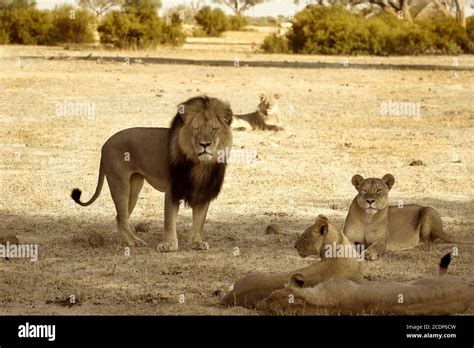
[294,215,329,257]
[176,97,233,163]
[258,94,280,125]
[352,174,395,215]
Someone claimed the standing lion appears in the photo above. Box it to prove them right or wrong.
[71,96,233,251]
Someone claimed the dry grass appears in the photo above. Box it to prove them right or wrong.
[0,39,473,314]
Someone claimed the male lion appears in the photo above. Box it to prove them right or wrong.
[220,215,364,308]
[233,94,283,131]
[343,174,458,260]
[71,96,233,251]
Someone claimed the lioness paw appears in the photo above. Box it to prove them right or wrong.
[191,241,209,250]
[364,248,378,261]
[157,242,178,252]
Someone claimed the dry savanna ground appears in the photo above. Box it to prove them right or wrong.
[0,29,473,315]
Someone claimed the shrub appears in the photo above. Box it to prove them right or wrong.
[228,15,248,31]
[0,5,53,45]
[261,33,289,53]
[49,5,96,44]
[264,6,471,55]
[194,6,228,37]
[98,4,185,48]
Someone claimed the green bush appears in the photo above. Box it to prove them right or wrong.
[264,6,471,55]
[0,5,53,45]
[467,17,474,41]
[261,33,289,53]
[228,15,248,31]
[194,6,228,37]
[49,5,96,44]
[98,3,185,48]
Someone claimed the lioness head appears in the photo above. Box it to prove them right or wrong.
[258,93,280,125]
[294,215,329,258]
[352,174,395,215]
[173,96,233,163]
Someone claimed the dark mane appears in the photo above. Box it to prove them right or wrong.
[167,100,227,207]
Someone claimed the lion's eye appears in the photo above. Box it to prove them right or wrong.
[361,190,367,194]
[376,189,382,193]
[193,128,200,134]
[211,127,219,133]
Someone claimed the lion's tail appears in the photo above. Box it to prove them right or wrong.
[71,159,105,207]
[438,252,451,276]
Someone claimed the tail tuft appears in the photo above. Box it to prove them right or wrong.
[439,252,451,275]
[71,188,82,203]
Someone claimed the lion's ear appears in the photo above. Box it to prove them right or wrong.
[289,273,305,288]
[220,105,233,126]
[315,215,328,235]
[351,174,365,190]
[259,93,266,101]
[382,174,395,190]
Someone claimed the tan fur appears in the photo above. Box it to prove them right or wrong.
[258,277,474,315]
[343,174,457,260]
[233,94,283,131]
[71,96,233,250]
[220,215,364,308]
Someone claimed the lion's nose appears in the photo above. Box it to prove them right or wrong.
[366,199,375,204]
[199,142,212,149]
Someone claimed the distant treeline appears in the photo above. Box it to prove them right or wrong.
[263,6,474,55]
[1,0,473,55]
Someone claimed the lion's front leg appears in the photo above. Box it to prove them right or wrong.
[190,202,210,250]
[157,191,179,252]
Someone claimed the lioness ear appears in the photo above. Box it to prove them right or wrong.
[259,93,266,102]
[289,273,305,288]
[315,215,328,235]
[382,174,395,190]
[351,174,365,190]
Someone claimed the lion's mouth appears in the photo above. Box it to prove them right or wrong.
[198,152,213,161]
[365,207,378,215]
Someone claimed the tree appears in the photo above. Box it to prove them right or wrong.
[212,0,268,15]
[77,0,123,17]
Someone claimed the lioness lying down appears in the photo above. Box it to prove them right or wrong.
[233,94,283,131]
[220,215,364,308]
[71,96,233,251]
[258,253,474,315]
[343,174,462,260]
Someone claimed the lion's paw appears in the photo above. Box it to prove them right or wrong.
[157,242,178,252]
[191,241,209,250]
[364,248,378,261]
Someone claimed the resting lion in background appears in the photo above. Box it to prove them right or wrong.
[258,253,474,315]
[343,174,461,260]
[71,96,233,251]
[220,215,364,308]
[233,94,283,131]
